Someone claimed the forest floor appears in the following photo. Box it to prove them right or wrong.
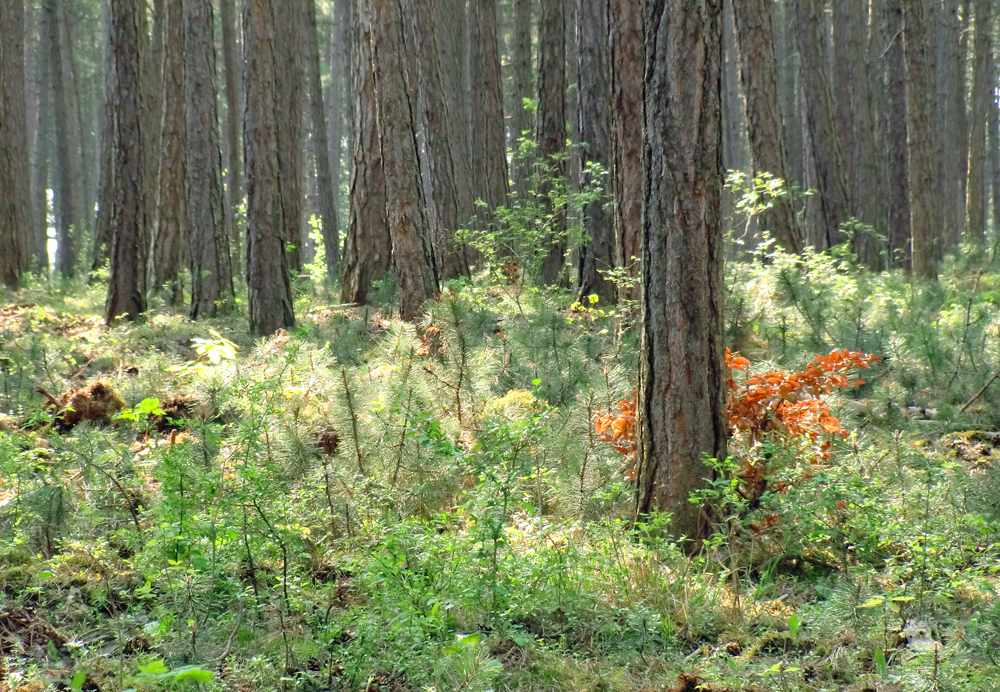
[3,247,1000,691]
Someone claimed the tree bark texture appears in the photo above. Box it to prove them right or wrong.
[220,0,244,272]
[272,0,305,271]
[185,0,234,319]
[794,0,852,249]
[44,0,78,277]
[732,0,803,254]
[609,0,643,293]
[883,0,911,269]
[341,0,391,305]
[304,0,340,274]
[413,0,469,279]
[511,0,533,196]
[966,0,990,241]
[638,0,727,543]
[902,0,939,278]
[470,0,509,216]
[0,0,29,286]
[369,0,439,321]
[575,0,614,303]
[243,0,295,335]
[538,0,567,285]
[151,0,185,303]
[105,0,148,324]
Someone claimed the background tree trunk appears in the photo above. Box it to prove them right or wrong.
[609,0,643,294]
[883,0,911,269]
[45,0,78,277]
[150,0,185,303]
[340,0,391,305]
[220,0,244,273]
[537,0,567,285]
[732,0,803,254]
[575,0,614,303]
[185,0,234,319]
[470,0,509,217]
[304,0,339,275]
[794,0,852,249]
[638,0,727,543]
[966,0,990,242]
[105,0,147,324]
[272,0,305,272]
[511,0,533,196]
[369,0,439,321]
[243,0,295,335]
[902,0,939,278]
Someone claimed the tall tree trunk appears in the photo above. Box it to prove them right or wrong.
[185,0,234,319]
[939,0,968,248]
[340,0,390,305]
[855,3,884,268]
[774,0,802,187]
[368,0,439,321]
[105,0,148,324]
[884,0,911,269]
[33,3,52,275]
[902,0,939,278]
[722,0,747,176]
[537,0,567,285]
[144,0,165,279]
[794,0,853,249]
[413,0,469,279]
[151,0,185,303]
[44,0,78,277]
[0,0,30,286]
[61,1,90,247]
[967,0,991,242]
[243,0,295,335]
[732,0,803,254]
[304,0,339,275]
[328,0,348,246]
[220,0,244,273]
[470,0,509,216]
[24,0,43,271]
[989,42,1000,233]
[638,0,727,543]
[575,0,614,302]
[511,0,533,196]
[609,0,643,293]
[92,19,115,275]
[272,0,305,271]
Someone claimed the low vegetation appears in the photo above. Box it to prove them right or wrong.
[3,241,1000,691]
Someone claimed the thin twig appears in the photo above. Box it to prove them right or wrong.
[962,370,1000,413]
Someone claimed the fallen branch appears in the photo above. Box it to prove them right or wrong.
[962,370,1000,413]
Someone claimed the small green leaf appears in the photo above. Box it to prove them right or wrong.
[139,659,170,675]
[70,671,86,691]
[857,597,884,608]
[890,596,915,602]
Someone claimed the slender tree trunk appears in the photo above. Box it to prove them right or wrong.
[220,0,244,273]
[243,0,295,335]
[470,0,509,216]
[609,0,643,293]
[92,25,115,275]
[328,0,347,244]
[732,0,803,254]
[272,0,305,272]
[902,0,939,278]
[855,3,884,268]
[989,42,1000,233]
[511,0,533,196]
[44,0,77,277]
[0,0,30,286]
[151,0,185,303]
[144,0,165,278]
[436,0,475,231]
[368,0,439,321]
[33,6,52,275]
[303,0,339,275]
[722,0,747,176]
[638,0,727,543]
[774,0,802,187]
[185,0,234,318]
[538,0,567,285]
[883,0,911,269]
[574,0,614,302]
[794,0,853,249]
[105,0,148,324]
[340,0,390,305]
[967,0,991,241]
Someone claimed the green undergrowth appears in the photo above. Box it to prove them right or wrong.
[2,243,1000,691]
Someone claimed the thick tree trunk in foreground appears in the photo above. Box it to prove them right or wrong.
[732,0,802,254]
[105,0,148,324]
[575,0,614,303]
[185,0,234,319]
[0,0,30,286]
[638,0,727,542]
[537,0,567,285]
[609,0,643,294]
[794,0,852,249]
[151,0,185,303]
[243,0,295,335]
[341,0,391,305]
[902,0,938,278]
[369,0,439,321]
